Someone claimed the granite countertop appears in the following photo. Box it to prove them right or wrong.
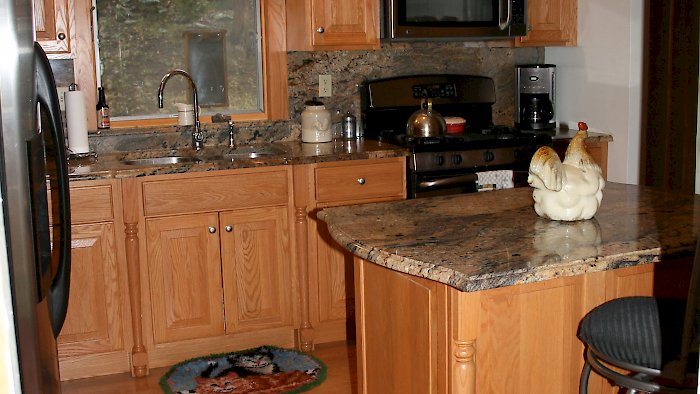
[68,139,408,180]
[552,128,613,143]
[317,183,699,292]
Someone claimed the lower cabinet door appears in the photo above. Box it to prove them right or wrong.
[58,223,125,356]
[220,206,292,333]
[146,213,225,344]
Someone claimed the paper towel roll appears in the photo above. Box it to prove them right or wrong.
[65,90,89,154]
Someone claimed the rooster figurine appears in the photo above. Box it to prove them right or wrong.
[527,122,605,221]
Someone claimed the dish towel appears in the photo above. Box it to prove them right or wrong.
[476,170,514,192]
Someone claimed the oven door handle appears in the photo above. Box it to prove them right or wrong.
[417,174,478,190]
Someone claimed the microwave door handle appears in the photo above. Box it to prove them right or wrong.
[499,0,513,30]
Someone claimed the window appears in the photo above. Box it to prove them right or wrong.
[87,0,287,127]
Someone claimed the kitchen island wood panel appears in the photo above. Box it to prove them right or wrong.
[320,183,698,393]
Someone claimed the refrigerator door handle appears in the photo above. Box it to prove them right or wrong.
[34,43,71,338]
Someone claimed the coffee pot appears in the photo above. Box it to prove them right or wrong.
[515,64,556,130]
[520,95,554,125]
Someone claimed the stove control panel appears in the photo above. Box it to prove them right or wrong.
[411,147,534,173]
[412,83,457,99]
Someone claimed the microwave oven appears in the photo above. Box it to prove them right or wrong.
[382,0,527,41]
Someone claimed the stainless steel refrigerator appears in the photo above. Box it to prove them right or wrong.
[0,0,72,392]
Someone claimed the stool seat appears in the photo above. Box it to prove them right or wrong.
[579,296,686,370]
[578,296,697,393]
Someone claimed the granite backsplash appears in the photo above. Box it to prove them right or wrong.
[84,43,543,153]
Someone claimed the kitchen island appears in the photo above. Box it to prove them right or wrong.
[318,183,698,394]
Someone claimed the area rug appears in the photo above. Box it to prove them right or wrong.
[160,346,327,394]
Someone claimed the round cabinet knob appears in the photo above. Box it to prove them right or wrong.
[225,225,233,232]
[208,226,217,234]
[357,178,366,185]
[57,32,66,40]
[316,26,325,34]
[434,155,445,166]
[484,151,495,162]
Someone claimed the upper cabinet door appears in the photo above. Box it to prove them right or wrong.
[34,0,72,55]
[311,0,379,48]
[286,0,379,50]
[517,0,577,47]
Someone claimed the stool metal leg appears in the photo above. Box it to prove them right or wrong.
[580,358,592,394]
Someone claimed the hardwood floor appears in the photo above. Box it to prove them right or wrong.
[60,341,357,393]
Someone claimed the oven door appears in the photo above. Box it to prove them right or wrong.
[409,169,530,198]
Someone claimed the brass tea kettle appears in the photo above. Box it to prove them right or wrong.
[406,98,446,138]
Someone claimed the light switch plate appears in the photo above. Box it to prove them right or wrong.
[319,74,332,97]
[57,87,69,111]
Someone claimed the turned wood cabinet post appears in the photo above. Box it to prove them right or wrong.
[292,165,314,351]
[449,289,479,394]
[121,178,148,377]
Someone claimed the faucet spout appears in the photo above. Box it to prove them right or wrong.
[157,69,204,150]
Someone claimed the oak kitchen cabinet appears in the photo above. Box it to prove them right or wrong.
[57,179,133,380]
[293,158,406,349]
[34,0,72,56]
[285,0,379,50]
[354,259,691,394]
[129,167,297,370]
[516,0,577,47]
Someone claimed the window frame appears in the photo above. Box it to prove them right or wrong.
[72,0,288,131]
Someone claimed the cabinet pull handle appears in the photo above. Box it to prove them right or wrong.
[208,226,217,234]
[225,225,233,232]
[357,178,366,185]
[57,32,66,40]
[316,26,325,34]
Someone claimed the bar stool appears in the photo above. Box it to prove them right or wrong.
[577,241,700,393]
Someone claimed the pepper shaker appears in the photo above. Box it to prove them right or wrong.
[342,111,356,139]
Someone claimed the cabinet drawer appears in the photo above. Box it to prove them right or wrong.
[142,170,289,217]
[70,185,114,224]
[315,160,405,205]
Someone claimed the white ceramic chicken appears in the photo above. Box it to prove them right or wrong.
[527,122,605,221]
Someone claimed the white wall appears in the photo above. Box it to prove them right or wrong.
[545,0,644,184]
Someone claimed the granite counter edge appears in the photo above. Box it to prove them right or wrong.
[318,211,664,293]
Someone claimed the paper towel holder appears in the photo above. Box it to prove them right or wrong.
[66,83,97,160]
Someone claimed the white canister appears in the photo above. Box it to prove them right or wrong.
[301,100,332,143]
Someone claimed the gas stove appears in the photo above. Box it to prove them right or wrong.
[360,74,553,198]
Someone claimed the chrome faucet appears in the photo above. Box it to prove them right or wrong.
[157,69,204,150]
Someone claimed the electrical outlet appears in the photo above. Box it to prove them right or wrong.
[319,74,332,97]
[57,87,69,111]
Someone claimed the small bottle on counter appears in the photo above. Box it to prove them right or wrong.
[342,112,356,139]
[96,87,110,129]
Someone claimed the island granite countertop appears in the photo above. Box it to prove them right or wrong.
[317,182,699,292]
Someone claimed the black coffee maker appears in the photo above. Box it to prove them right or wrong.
[515,64,556,130]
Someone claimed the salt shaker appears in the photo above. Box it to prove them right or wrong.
[342,112,356,139]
